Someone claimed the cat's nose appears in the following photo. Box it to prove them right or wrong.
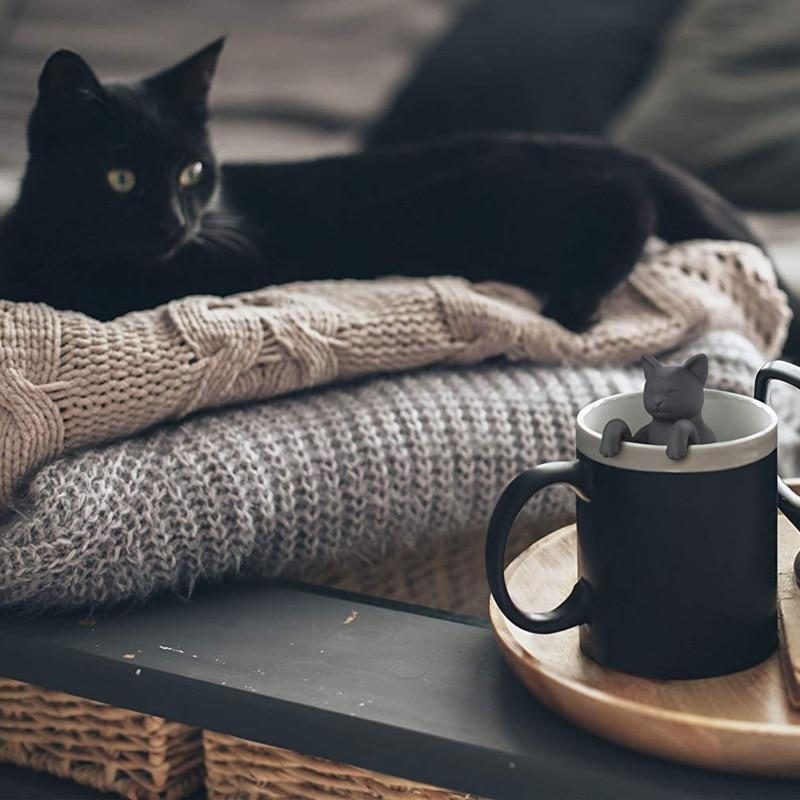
[160,221,183,237]
[156,218,186,245]
[157,199,188,243]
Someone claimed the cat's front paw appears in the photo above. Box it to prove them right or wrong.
[666,440,689,460]
[666,420,695,460]
[600,418,631,457]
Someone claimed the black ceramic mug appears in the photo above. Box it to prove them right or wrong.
[486,360,800,680]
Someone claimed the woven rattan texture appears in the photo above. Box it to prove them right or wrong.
[203,729,478,800]
[0,678,203,799]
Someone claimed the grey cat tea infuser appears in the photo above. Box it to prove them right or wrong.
[600,353,716,460]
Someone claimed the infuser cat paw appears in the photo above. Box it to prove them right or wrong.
[600,418,632,457]
[666,419,701,460]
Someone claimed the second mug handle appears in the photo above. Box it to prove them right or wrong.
[485,460,593,633]
[754,360,800,529]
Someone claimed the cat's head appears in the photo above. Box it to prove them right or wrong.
[20,38,224,260]
[641,353,708,421]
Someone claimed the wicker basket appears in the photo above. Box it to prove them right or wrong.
[203,729,478,800]
[0,677,203,799]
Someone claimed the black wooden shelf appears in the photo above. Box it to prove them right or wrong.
[0,581,798,800]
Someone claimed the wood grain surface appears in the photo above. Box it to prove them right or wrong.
[779,479,800,709]
[490,516,800,777]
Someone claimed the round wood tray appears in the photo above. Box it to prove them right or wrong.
[489,519,800,777]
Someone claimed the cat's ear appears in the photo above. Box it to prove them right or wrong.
[641,354,662,379]
[145,37,225,119]
[38,50,104,102]
[683,353,709,385]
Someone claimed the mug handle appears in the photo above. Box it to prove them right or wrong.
[754,360,800,532]
[485,460,593,633]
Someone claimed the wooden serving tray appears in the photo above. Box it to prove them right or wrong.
[780,479,800,708]
[489,517,800,778]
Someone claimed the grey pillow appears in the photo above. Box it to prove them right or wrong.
[612,0,800,210]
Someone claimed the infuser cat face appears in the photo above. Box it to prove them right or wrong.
[641,354,708,421]
[25,39,224,261]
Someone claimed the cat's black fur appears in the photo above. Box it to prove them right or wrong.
[600,353,716,460]
[0,40,795,348]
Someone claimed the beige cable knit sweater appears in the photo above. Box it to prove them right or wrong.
[0,239,789,510]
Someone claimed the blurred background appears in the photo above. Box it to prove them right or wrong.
[1,0,800,275]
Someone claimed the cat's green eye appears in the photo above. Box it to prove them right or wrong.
[106,168,136,194]
[179,161,204,188]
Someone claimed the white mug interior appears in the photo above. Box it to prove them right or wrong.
[576,390,778,473]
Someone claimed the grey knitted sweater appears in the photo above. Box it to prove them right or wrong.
[1,331,794,612]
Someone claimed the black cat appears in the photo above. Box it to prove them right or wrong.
[0,39,794,350]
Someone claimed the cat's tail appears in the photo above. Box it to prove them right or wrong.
[646,154,761,246]
[645,154,800,360]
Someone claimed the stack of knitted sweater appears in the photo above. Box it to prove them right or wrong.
[0,240,794,611]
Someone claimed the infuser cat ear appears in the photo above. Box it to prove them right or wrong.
[641,354,661,378]
[38,50,103,99]
[145,37,225,119]
[683,353,709,385]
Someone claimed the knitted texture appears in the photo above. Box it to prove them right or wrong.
[0,240,788,511]
[0,331,792,612]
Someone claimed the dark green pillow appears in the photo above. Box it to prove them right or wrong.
[612,0,800,210]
